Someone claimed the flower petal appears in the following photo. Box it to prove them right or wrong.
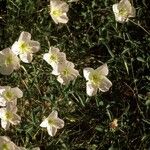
[53,118,64,129]
[0,136,10,142]
[98,76,112,92]
[47,126,57,137]
[112,3,119,14]
[50,0,68,11]
[48,110,58,118]
[86,82,98,96]
[0,65,14,75]
[7,103,17,113]
[11,41,20,55]
[31,147,40,150]
[10,114,21,125]
[19,53,33,63]
[11,87,23,98]
[1,120,10,130]
[18,31,31,42]
[83,68,94,80]
[57,14,69,24]
[96,64,109,76]
[29,41,40,53]
[129,7,136,17]
[0,97,6,106]
[40,119,48,128]
[0,108,5,118]
[50,47,60,53]
[57,75,70,85]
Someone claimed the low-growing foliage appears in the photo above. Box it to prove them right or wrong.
[0,0,150,149]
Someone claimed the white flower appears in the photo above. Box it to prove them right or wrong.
[0,104,21,130]
[0,136,21,150]
[112,0,136,23]
[0,86,23,107]
[50,0,69,24]
[31,147,40,150]
[83,64,112,96]
[68,0,79,2]
[52,61,79,85]
[0,48,20,75]
[43,47,66,68]
[11,31,40,63]
[40,110,64,137]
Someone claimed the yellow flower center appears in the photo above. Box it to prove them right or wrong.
[62,68,70,76]
[18,41,30,53]
[5,55,13,66]
[52,9,62,17]
[119,6,128,16]
[50,54,58,62]
[4,111,13,120]
[2,144,9,150]
[3,91,14,101]
[48,118,55,125]
[89,72,102,86]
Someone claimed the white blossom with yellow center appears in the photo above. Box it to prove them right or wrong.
[112,0,136,23]
[43,47,66,69]
[52,61,79,85]
[83,64,112,96]
[50,0,69,24]
[0,48,20,75]
[40,110,64,137]
[0,104,21,130]
[0,136,33,150]
[0,86,23,107]
[0,136,20,150]
[11,31,40,63]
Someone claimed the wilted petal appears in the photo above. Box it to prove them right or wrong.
[98,76,112,92]
[86,82,98,96]
[47,126,57,137]
[18,31,31,42]
[83,68,94,80]
[19,53,33,63]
